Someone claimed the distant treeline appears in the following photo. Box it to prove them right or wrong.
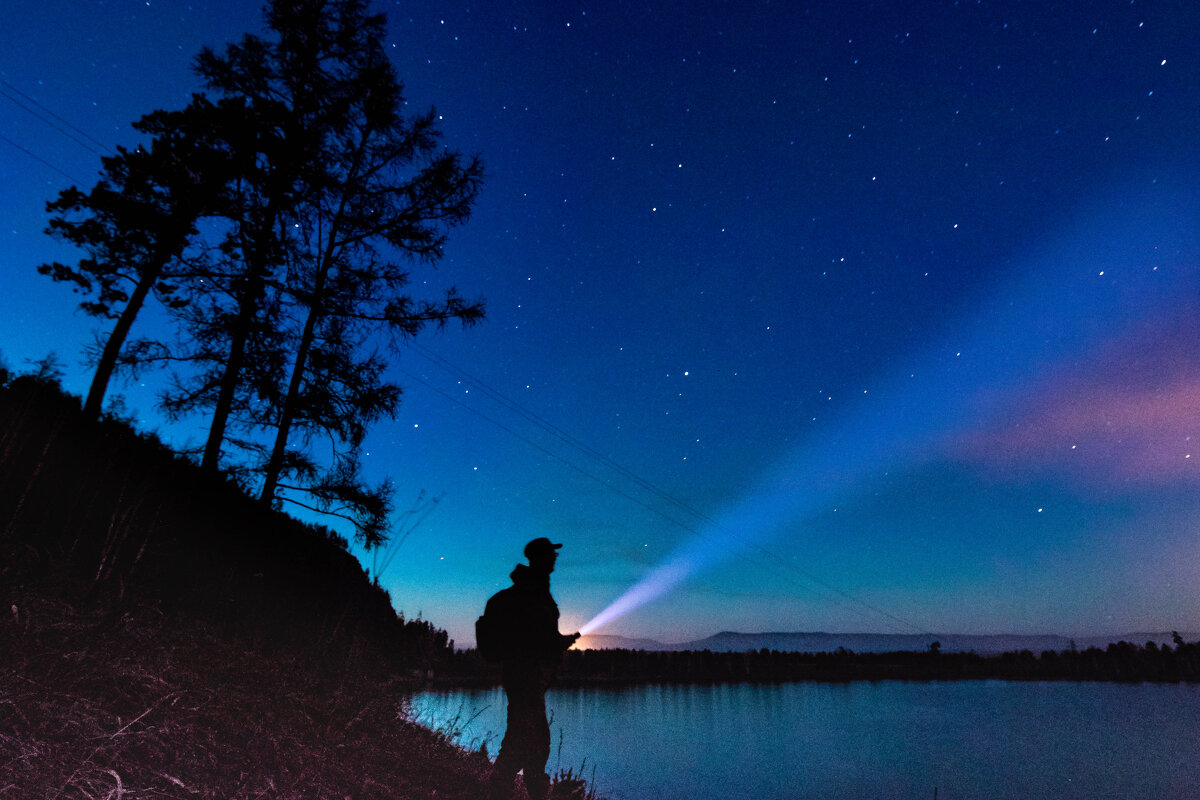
[531,638,1200,684]
[435,639,1200,685]
[432,637,1200,686]
[0,369,456,679]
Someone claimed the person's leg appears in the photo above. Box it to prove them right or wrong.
[519,692,552,800]
[523,769,551,800]
[488,685,523,800]
[487,762,517,800]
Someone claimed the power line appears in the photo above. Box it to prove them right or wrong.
[394,365,700,534]
[390,366,917,634]
[411,341,712,525]
[403,344,935,635]
[1,81,109,154]
[0,133,82,183]
[0,81,103,183]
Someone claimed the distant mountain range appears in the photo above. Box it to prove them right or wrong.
[577,631,1198,655]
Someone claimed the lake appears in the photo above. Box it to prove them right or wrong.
[407,681,1200,799]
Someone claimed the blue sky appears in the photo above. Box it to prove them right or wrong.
[3,0,1199,646]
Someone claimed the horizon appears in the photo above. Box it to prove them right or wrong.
[570,628,1200,656]
[580,628,1200,643]
[2,1,1199,647]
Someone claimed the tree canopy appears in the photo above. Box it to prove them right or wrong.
[38,0,484,547]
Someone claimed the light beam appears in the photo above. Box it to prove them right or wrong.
[582,186,1200,636]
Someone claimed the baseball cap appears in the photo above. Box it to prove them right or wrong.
[524,537,563,559]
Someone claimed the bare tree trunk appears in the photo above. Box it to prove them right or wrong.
[258,236,339,503]
[83,264,162,418]
[258,293,319,504]
[202,193,281,473]
[259,154,360,504]
[200,267,262,472]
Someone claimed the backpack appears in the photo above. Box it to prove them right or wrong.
[475,587,513,662]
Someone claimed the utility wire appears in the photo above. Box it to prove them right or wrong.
[411,342,711,525]
[394,365,700,535]
[1,81,109,153]
[404,345,936,635]
[0,81,103,183]
[0,133,83,183]
[389,369,901,632]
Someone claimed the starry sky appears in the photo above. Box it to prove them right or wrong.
[3,0,1200,648]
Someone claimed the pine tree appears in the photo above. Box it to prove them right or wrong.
[172,0,483,536]
[38,99,237,418]
[37,0,484,544]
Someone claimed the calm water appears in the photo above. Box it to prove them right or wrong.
[407,681,1200,800]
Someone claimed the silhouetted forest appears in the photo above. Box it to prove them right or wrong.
[434,639,1200,685]
[546,638,1200,684]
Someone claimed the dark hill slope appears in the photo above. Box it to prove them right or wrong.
[2,591,493,798]
[0,373,446,667]
[0,373,593,799]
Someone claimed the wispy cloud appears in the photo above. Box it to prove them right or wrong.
[951,313,1200,488]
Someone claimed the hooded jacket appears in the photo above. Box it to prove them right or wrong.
[486,563,573,662]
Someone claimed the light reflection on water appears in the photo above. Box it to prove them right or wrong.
[408,681,1200,800]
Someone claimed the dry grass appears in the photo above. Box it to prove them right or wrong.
[0,378,605,798]
[0,589,598,799]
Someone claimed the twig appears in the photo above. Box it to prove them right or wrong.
[107,694,176,739]
[54,692,180,799]
[155,771,186,789]
[101,769,124,800]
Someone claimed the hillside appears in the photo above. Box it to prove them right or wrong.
[0,371,593,798]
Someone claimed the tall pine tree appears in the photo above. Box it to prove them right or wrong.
[39,99,238,418]
[39,0,483,544]
[168,0,483,538]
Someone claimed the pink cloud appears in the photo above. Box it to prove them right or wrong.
[950,314,1200,488]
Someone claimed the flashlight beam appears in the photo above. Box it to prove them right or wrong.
[581,188,1200,637]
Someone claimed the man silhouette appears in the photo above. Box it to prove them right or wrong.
[486,537,580,800]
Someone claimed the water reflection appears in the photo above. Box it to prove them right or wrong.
[409,681,1200,800]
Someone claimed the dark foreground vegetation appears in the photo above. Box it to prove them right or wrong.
[0,371,595,798]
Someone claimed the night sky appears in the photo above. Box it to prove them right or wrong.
[3,1,1199,648]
